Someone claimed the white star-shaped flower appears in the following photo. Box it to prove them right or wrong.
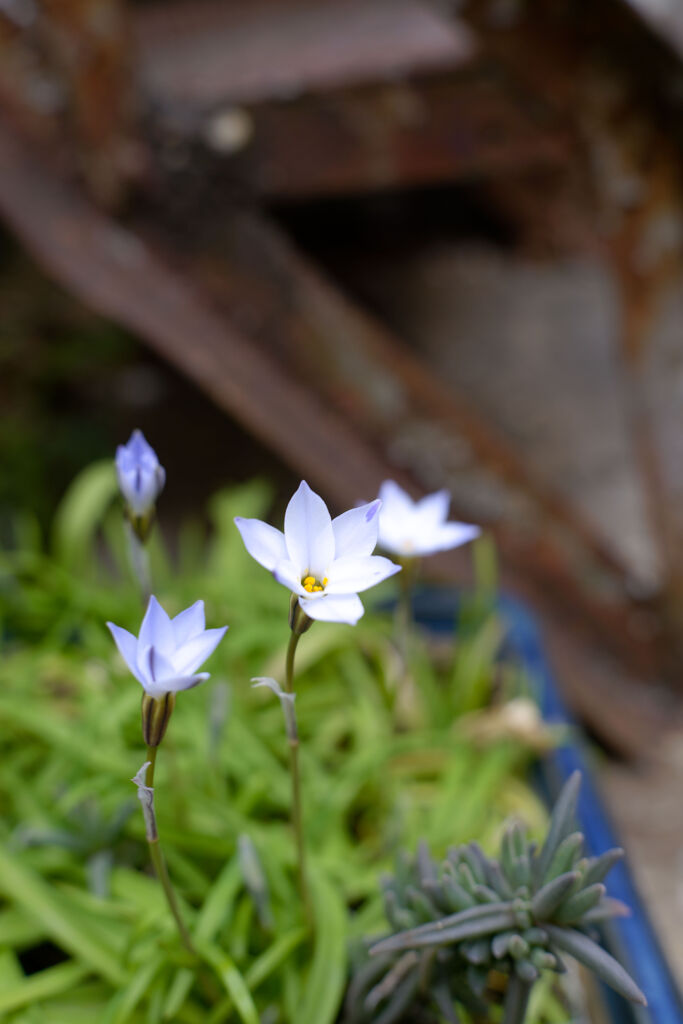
[377,480,480,557]
[235,481,401,625]
[107,596,228,698]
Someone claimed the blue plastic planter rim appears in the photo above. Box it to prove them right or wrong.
[409,586,683,1024]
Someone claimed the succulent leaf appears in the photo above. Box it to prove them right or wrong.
[536,771,581,880]
[553,883,605,924]
[531,871,580,920]
[371,909,517,954]
[349,772,644,1022]
[545,925,646,1005]
[580,847,624,887]
[546,831,584,880]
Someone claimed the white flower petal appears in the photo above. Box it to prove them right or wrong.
[174,627,228,675]
[171,600,205,646]
[141,645,179,692]
[299,592,364,624]
[326,555,401,594]
[143,672,210,698]
[415,489,450,527]
[331,500,381,559]
[376,524,411,556]
[284,481,335,578]
[107,623,142,682]
[273,559,306,596]
[378,480,415,519]
[163,672,210,694]
[138,596,175,656]
[415,522,481,555]
[234,517,288,572]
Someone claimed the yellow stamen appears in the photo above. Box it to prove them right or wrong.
[303,575,315,586]
[323,577,328,586]
[313,585,323,592]
[304,583,314,592]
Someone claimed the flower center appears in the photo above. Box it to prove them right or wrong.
[302,574,328,593]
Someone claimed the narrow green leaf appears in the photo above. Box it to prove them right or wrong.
[545,925,646,1005]
[205,929,307,1024]
[0,909,44,948]
[0,948,23,986]
[163,856,242,1020]
[0,844,125,984]
[197,942,259,1024]
[298,868,347,1024]
[0,696,130,776]
[245,927,307,991]
[0,961,89,1014]
[52,460,119,570]
[103,956,164,1024]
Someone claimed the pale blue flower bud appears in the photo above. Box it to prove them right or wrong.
[115,429,166,520]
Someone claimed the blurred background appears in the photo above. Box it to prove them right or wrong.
[1,0,683,983]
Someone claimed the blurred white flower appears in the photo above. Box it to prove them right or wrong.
[235,481,400,625]
[107,596,227,698]
[115,429,165,518]
[377,480,480,557]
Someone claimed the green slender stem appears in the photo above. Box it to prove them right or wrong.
[395,556,420,661]
[284,631,312,924]
[126,522,152,606]
[144,745,196,955]
[502,975,533,1024]
[393,557,424,727]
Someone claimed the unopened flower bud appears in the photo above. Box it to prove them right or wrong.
[115,430,165,536]
[141,692,176,747]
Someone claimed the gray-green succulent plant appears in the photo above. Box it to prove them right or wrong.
[345,771,646,1023]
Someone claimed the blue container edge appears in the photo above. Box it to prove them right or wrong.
[410,586,683,1024]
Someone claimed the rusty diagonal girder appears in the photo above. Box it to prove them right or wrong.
[1,0,683,706]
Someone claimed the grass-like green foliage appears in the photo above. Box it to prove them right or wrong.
[347,773,645,1023]
[0,464,552,1023]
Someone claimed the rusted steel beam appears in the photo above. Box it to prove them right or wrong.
[134,0,473,108]
[222,72,573,200]
[0,0,136,205]
[621,0,683,61]
[0,121,397,508]
[458,0,683,662]
[134,0,570,200]
[0,118,668,743]
[180,209,660,673]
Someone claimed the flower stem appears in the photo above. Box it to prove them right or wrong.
[284,631,312,925]
[395,556,419,650]
[394,557,422,726]
[144,746,196,955]
[126,522,151,606]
